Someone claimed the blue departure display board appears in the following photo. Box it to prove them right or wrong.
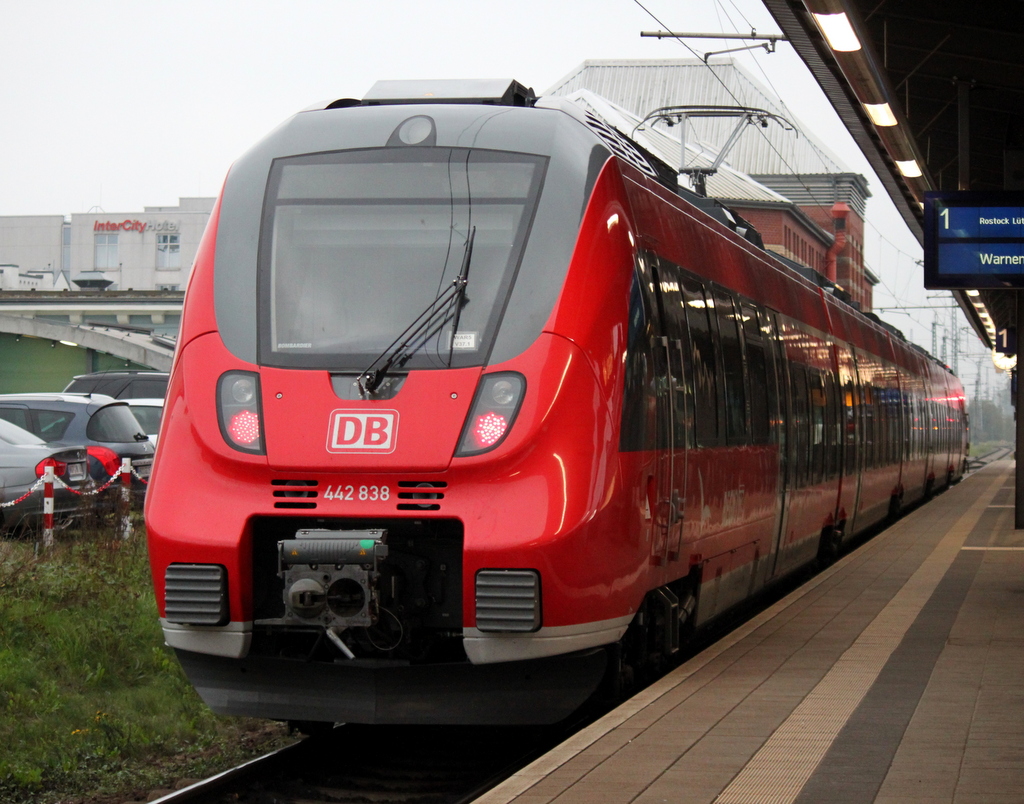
[923,191,1024,289]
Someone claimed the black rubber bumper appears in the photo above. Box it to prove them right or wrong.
[174,647,608,725]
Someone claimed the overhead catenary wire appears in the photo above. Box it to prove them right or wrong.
[629,0,844,224]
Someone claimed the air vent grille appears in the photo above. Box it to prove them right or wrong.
[475,569,540,632]
[164,563,229,626]
[271,479,318,496]
[397,480,447,511]
[272,479,318,509]
[584,111,657,178]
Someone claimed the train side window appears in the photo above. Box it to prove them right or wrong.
[681,277,719,446]
[824,371,840,478]
[881,382,892,465]
[888,382,900,465]
[742,303,770,445]
[921,389,929,458]
[862,382,876,468]
[747,340,770,443]
[657,261,694,449]
[619,266,657,452]
[808,370,826,482]
[741,302,761,343]
[714,289,748,444]
[905,385,913,460]
[789,363,809,487]
[844,373,858,475]
[875,384,887,467]
[929,398,937,457]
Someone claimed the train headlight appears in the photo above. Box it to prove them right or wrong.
[455,372,525,457]
[491,379,516,406]
[217,370,265,454]
[230,376,257,404]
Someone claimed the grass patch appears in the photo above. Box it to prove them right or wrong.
[0,523,291,803]
[970,440,1011,457]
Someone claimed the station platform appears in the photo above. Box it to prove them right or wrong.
[477,460,1023,804]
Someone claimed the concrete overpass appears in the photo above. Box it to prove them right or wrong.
[0,290,182,390]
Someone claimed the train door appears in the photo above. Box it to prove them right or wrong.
[740,301,779,591]
[764,311,790,581]
[647,257,682,570]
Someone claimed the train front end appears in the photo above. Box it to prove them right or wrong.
[145,81,644,725]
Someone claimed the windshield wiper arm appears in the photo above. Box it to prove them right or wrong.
[357,230,476,396]
[357,284,460,395]
[447,226,475,365]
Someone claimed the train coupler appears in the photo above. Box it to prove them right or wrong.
[254,528,389,630]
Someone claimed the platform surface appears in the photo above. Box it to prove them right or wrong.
[476,460,1023,804]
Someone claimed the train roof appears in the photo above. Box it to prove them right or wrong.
[293,79,949,377]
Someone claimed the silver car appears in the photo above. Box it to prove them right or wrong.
[0,418,88,535]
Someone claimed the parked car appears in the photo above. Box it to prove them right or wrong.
[0,394,155,489]
[123,398,164,446]
[63,370,169,400]
[0,418,88,534]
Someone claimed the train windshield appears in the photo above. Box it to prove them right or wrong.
[259,147,547,370]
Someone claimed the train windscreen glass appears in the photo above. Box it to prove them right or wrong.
[259,147,546,370]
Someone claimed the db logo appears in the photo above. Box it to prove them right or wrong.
[326,410,398,453]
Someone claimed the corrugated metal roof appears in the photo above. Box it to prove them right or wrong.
[545,59,848,177]
[564,90,789,203]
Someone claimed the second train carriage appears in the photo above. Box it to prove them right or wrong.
[145,79,967,726]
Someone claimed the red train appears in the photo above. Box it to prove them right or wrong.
[145,79,968,726]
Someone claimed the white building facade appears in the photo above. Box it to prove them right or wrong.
[0,197,215,292]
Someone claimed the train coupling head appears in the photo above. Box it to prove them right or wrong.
[273,528,388,628]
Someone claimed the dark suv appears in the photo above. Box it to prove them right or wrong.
[0,394,155,487]
[63,370,169,400]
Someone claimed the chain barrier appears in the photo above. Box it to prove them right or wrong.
[1,458,146,547]
[0,477,45,508]
[52,473,121,496]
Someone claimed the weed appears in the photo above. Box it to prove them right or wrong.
[0,523,290,803]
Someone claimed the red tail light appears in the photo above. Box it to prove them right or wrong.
[455,373,525,456]
[218,371,265,454]
[229,410,261,445]
[35,457,68,478]
[473,412,508,448]
[87,446,121,477]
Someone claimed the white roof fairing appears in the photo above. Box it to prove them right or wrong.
[558,89,790,204]
[545,59,847,179]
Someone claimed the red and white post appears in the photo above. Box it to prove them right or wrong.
[42,464,55,549]
[118,457,133,539]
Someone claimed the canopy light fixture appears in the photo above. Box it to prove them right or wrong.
[896,159,922,178]
[863,102,897,127]
[812,12,861,52]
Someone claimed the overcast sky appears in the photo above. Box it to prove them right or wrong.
[0,0,998,394]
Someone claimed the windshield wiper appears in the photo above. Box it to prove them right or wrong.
[358,228,475,396]
[447,226,475,365]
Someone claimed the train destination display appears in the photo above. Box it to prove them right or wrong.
[924,191,1024,289]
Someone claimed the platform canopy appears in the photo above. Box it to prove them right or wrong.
[760,0,1024,349]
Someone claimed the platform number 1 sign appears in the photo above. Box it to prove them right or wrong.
[997,326,1016,356]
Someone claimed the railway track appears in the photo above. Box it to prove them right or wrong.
[968,445,1013,470]
[142,722,576,804]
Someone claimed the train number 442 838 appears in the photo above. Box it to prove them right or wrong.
[322,485,391,502]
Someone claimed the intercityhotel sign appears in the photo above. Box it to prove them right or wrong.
[93,219,179,233]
